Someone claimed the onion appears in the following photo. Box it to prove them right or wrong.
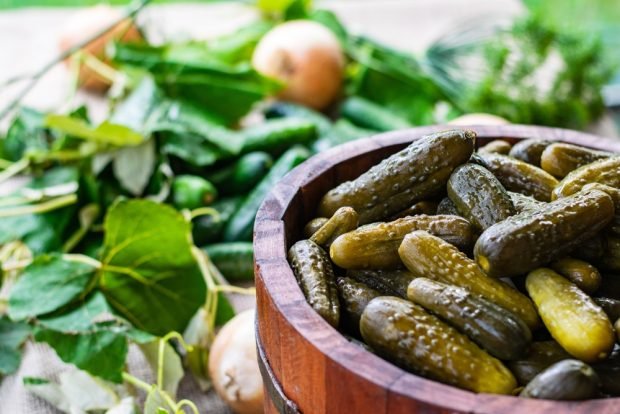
[209,309,263,414]
[58,4,142,92]
[252,20,344,110]
[448,113,510,125]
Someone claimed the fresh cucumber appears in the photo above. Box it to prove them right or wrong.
[204,242,254,281]
[172,175,218,210]
[240,118,317,155]
[263,101,332,136]
[340,96,411,132]
[192,196,242,246]
[223,146,310,241]
[207,151,273,196]
[311,119,376,153]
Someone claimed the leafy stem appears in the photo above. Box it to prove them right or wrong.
[158,332,193,390]
[0,194,78,218]
[0,158,30,185]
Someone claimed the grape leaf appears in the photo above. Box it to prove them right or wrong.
[38,291,113,332]
[112,139,156,196]
[99,200,206,336]
[45,115,143,147]
[0,316,31,375]
[139,340,184,397]
[8,254,98,321]
[1,107,49,161]
[34,327,128,383]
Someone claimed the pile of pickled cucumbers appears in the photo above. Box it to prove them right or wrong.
[290,129,620,400]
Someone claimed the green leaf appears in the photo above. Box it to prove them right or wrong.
[100,200,207,336]
[45,115,144,147]
[0,316,31,375]
[348,37,446,125]
[8,254,98,321]
[38,291,112,332]
[0,166,79,254]
[144,387,174,414]
[139,340,184,397]
[34,327,128,383]
[160,132,228,167]
[112,139,157,196]
[215,292,235,327]
[111,42,281,124]
[110,76,163,134]
[2,107,49,161]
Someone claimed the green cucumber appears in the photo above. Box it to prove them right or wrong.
[207,152,273,196]
[312,119,376,153]
[263,101,332,136]
[204,242,254,281]
[340,96,411,132]
[240,118,317,155]
[224,146,310,241]
[192,196,242,246]
[172,175,218,210]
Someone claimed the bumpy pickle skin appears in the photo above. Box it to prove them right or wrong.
[318,129,475,224]
[336,277,381,334]
[553,157,620,199]
[540,142,612,178]
[447,163,516,231]
[330,214,473,270]
[474,188,614,278]
[303,217,328,238]
[398,230,540,330]
[508,341,571,385]
[288,240,340,328]
[477,152,559,201]
[508,139,553,167]
[525,268,615,363]
[360,296,517,394]
[309,207,359,250]
[550,257,601,294]
[407,278,531,360]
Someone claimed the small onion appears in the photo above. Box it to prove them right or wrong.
[252,20,344,110]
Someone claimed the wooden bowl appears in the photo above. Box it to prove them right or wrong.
[253,125,620,414]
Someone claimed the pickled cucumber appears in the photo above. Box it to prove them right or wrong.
[479,140,512,155]
[330,214,473,269]
[519,359,600,400]
[346,269,416,298]
[526,268,615,362]
[474,188,614,278]
[550,257,601,294]
[508,341,570,385]
[408,278,531,360]
[303,217,328,238]
[360,296,517,394]
[288,240,340,328]
[509,191,545,214]
[310,207,358,250]
[447,163,515,231]
[540,143,612,178]
[398,230,540,329]
[553,157,620,199]
[336,277,381,334]
[477,152,559,201]
[508,139,552,167]
[318,130,475,224]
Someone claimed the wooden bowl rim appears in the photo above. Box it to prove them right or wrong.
[254,125,620,412]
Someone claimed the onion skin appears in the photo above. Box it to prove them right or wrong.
[209,309,264,414]
[58,5,142,92]
[252,20,344,110]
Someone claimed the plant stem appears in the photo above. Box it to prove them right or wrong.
[0,158,30,185]
[176,400,200,414]
[0,194,77,218]
[215,285,256,296]
[122,372,152,393]
[190,207,220,220]
[0,0,151,121]
[62,253,102,268]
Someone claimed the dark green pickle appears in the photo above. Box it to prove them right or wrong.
[436,197,460,216]
[447,163,515,231]
[540,143,612,178]
[508,341,570,385]
[593,345,620,396]
[508,139,553,167]
[479,139,512,155]
[519,359,600,400]
[318,130,475,224]
[475,189,614,278]
[288,240,340,328]
[509,191,544,214]
[346,269,416,298]
[303,217,328,239]
[477,152,559,201]
[408,278,531,360]
[360,296,517,394]
[389,200,438,220]
[336,277,381,335]
[594,297,620,322]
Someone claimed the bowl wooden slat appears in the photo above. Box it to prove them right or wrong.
[254,125,620,414]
